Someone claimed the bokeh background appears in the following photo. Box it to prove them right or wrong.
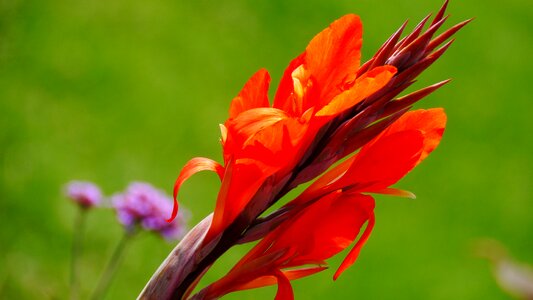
[1,0,531,299]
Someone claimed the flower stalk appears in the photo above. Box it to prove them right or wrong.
[70,207,87,300]
[91,230,135,300]
[66,181,102,300]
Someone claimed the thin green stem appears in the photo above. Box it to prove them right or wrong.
[91,230,135,300]
[70,207,87,300]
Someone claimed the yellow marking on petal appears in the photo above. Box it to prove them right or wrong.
[219,124,228,144]
[372,188,416,199]
[291,65,307,100]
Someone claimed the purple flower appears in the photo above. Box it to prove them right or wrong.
[65,181,102,208]
[112,182,189,240]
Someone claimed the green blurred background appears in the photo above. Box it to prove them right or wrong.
[0,0,531,299]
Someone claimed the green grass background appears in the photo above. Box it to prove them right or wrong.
[0,0,531,299]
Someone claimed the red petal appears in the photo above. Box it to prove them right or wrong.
[206,159,270,242]
[305,14,363,105]
[202,251,283,299]
[229,69,271,119]
[294,193,375,265]
[266,191,340,257]
[274,269,294,300]
[273,14,363,116]
[302,109,446,197]
[315,65,397,117]
[307,130,422,197]
[343,130,424,192]
[224,107,310,172]
[168,157,224,222]
[380,108,446,163]
[346,109,446,190]
[266,192,375,267]
[334,211,375,280]
[227,108,288,145]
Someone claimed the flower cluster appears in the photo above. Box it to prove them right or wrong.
[65,181,189,240]
[113,182,189,240]
[143,1,469,299]
[65,180,102,208]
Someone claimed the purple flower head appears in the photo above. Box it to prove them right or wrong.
[112,182,189,240]
[65,181,102,208]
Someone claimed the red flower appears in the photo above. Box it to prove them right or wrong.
[170,14,396,243]
[141,1,471,299]
[196,109,446,299]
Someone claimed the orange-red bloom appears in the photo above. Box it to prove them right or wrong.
[143,2,470,299]
[171,14,396,243]
[198,109,446,299]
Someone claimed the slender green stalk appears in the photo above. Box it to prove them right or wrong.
[91,231,135,300]
[70,207,87,300]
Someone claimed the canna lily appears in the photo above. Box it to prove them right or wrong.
[171,14,396,243]
[195,108,446,299]
[142,1,469,299]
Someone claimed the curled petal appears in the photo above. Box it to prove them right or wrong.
[274,269,294,300]
[168,157,224,222]
[334,211,375,280]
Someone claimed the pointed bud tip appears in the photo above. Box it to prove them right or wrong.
[434,78,453,87]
